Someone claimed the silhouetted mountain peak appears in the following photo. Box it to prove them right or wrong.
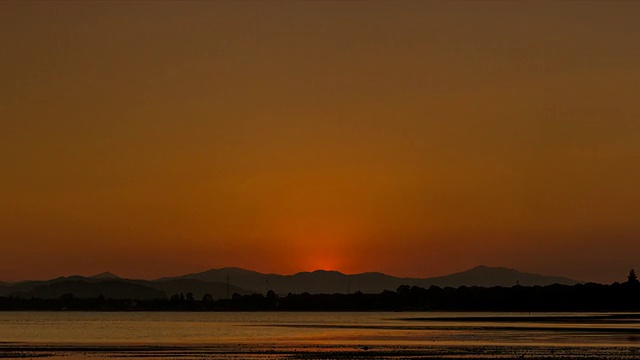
[471,265,490,270]
[160,265,579,294]
[359,271,387,276]
[13,279,166,300]
[7,265,580,299]
[299,270,345,276]
[167,267,261,279]
[90,272,120,280]
[424,265,579,288]
[53,275,85,282]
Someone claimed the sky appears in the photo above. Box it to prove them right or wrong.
[1,1,639,283]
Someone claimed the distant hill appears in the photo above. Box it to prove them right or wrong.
[89,272,120,280]
[12,280,166,300]
[1,266,579,299]
[4,276,249,300]
[6,277,78,295]
[418,265,577,288]
[5,274,125,296]
[160,265,580,295]
[157,267,273,293]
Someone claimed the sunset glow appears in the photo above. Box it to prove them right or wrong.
[1,1,639,283]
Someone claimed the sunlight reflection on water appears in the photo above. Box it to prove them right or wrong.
[1,311,639,347]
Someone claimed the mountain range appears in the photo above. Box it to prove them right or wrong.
[0,266,579,300]
[159,265,578,295]
[1,274,247,300]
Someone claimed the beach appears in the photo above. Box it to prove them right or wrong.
[2,342,640,359]
[2,312,640,359]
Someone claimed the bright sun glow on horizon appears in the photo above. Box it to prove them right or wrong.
[1,2,640,283]
[305,252,344,272]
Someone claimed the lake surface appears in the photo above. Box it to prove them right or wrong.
[1,312,640,359]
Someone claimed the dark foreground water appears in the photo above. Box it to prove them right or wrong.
[1,312,639,359]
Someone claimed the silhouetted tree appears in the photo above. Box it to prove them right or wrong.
[396,285,411,296]
[202,293,213,303]
[628,269,639,284]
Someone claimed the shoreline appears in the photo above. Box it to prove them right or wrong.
[2,343,640,359]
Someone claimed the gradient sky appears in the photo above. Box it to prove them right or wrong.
[2,1,639,283]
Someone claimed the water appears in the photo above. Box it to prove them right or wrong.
[1,311,639,347]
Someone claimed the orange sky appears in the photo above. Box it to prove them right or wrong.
[1,2,639,283]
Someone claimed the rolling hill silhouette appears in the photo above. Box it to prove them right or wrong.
[3,276,94,296]
[2,276,247,300]
[420,265,576,288]
[160,265,579,295]
[1,266,578,299]
[89,272,121,280]
[12,280,166,300]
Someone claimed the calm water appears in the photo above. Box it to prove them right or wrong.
[1,311,640,348]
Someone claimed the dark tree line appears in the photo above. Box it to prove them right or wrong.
[1,271,638,312]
